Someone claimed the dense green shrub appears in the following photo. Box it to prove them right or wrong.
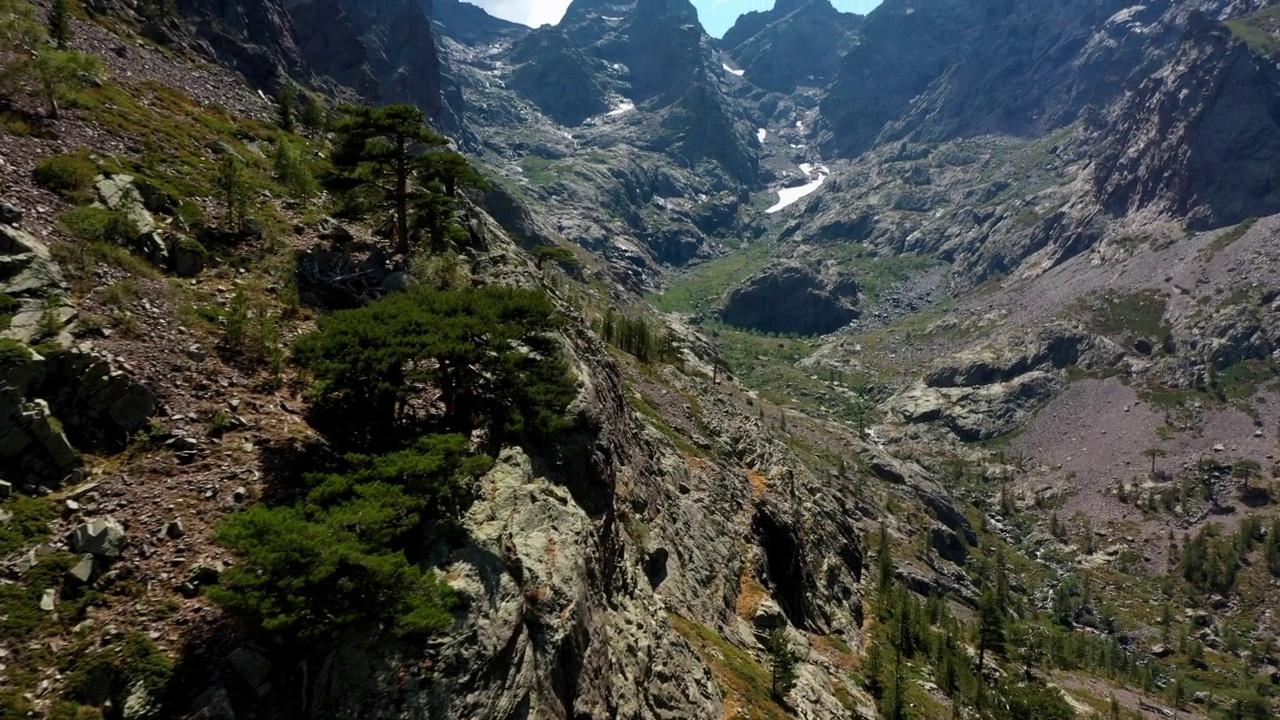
[0,494,54,557]
[293,285,578,447]
[57,206,139,245]
[272,136,319,200]
[997,680,1076,720]
[0,292,19,332]
[64,633,172,709]
[305,434,494,520]
[211,502,458,642]
[213,284,575,648]
[32,152,98,202]
[211,434,491,644]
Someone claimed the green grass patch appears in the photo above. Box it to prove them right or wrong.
[1085,289,1171,340]
[627,388,701,457]
[1226,7,1280,58]
[50,241,160,291]
[64,633,173,714]
[518,155,561,187]
[57,206,139,246]
[669,615,790,720]
[76,80,277,202]
[650,240,775,314]
[838,252,946,303]
[0,293,19,333]
[0,495,56,557]
[1200,217,1257,262]
[1217,359,1280,401]
[697,320,844,406]
[0,552,96,689]
[33,152,99,203]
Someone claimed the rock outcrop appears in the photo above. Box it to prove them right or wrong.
[0,343,157,489]
[889,324,1119,441]
[174,0,304,90]
[718,262,859,335]
[313,449,724,720]
[1,223,73,344]
[94,174,207,277]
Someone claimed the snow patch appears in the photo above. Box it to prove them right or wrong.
[607,102,635,117]
[1106,6,1147,27]
[723,63,745,77]
[757,128,767,143]
[766,168,829,214]
[798,163,813,175]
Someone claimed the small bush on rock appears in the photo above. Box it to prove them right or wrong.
[33,153,98,202]
[57,206,139,246]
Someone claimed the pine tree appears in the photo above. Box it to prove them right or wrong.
[273,135,318,200]
[292,285,577,447]
[975,589,1006,711]
[885,588,911,720]
[301,96,325,134]
[1266,519,1280,575]
[217,155,253,231]
[994,547,1010,609]
[48,0,69,49]
[876,522,894,607]
[329,103,447,254]
[278,82,296,133]
[768,626,799,704]
[328,104,482,254]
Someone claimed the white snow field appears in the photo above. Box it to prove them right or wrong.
[766,171,828,213]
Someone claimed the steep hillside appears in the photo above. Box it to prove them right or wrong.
[4,0,1280,718]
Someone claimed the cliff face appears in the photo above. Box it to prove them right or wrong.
[722,0,863,94]
[816,0,1273,158]
[289,0,463,133]
[508,27,611,126]
[1092,11,1280,230]
[126,0,465,133]
[173,0,303,90]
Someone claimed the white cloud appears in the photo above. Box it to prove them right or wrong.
[466,0,572,27]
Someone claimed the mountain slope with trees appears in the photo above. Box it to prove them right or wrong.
[3,0,1280,718]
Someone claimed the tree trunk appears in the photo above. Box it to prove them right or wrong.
[395,134,409,254]
[43,78,59,119]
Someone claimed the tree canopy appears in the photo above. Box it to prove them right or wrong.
[293,284,578,448]
[213,284,577,647]
[0,0,100,118]
[327,103,484,254]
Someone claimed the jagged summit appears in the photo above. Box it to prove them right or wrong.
[721,0,862,92]
[507,26,611,125]
[429,0,529,44]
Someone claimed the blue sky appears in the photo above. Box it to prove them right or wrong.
[468,1,881,37]
[697,0,881,36]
